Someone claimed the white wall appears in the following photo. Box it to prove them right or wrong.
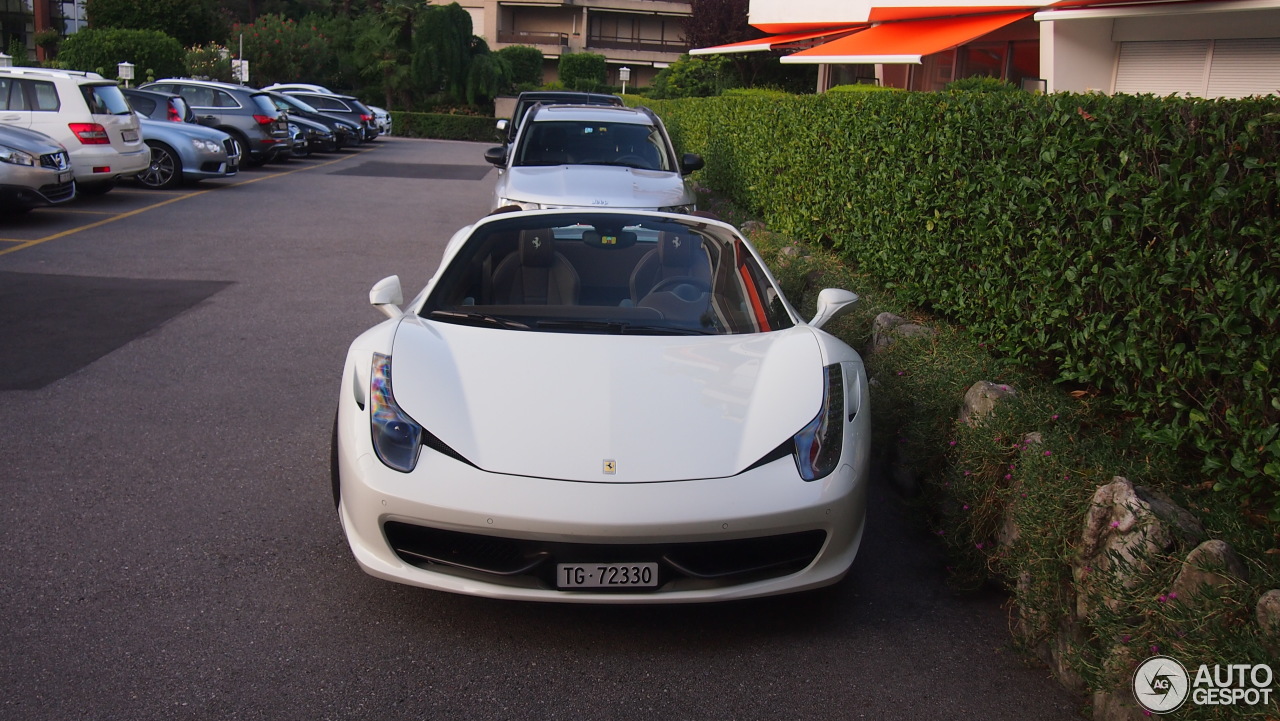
[1042,18,1117,93]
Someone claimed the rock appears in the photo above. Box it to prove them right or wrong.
[1092,690,1151,721]
[779,246,801,257]
[1022,431,1043,446]
[958,380,1018,428]
[740,219,767,234]
[1075,477,1205,617]
[1258,590,1280,643]
[869,312,934,354]
[1169,539,1248,605]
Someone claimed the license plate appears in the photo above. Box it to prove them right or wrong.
[557,562,658,589]
[122,129,138,143]
[57,171,71,184]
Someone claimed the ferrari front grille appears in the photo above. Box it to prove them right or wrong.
[383,522,826,591]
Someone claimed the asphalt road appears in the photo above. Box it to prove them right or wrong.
[0,138,1085,720]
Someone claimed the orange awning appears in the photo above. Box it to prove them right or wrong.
[779,10,1034,64]
[690,27,864,56]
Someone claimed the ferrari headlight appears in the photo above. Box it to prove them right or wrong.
[369,353,423,473]
[793,364,844,481]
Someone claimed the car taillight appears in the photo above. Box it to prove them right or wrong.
[252,114,274,126]
[167,104,182,122]
[361,114,373,123]
[69,123,110,145]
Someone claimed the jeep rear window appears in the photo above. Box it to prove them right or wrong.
[82,84,132,115]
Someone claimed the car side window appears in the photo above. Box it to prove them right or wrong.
[181,86,214,108]
[0,78,24,110]
[213,90,239,108]
[31,81,60,111]
[128,95,156,116]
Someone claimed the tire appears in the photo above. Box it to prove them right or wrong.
[136,141,182,190]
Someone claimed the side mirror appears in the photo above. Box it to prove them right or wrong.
[369,275,404,319]
[681,153,704,175]
[495,118,508,132]
[809,288,859,330]
[484,145,508,166]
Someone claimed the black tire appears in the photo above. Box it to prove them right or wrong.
[330,410,342,511]
[227,130,262,167]
[136,141,182,190]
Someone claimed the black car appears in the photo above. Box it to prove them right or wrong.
[278,91,378,142]
[141,78,292,166]
[498,91,624,145]
[287,115,337,156]
[266,92,362,149]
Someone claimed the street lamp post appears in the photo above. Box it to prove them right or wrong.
[117,61,135,88]
[619,66,631,94]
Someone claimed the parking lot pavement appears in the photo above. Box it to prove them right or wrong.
[0,149,379,257]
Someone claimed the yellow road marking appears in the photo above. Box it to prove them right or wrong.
[0,150,368,258]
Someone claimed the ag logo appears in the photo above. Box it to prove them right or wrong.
[1134,655,1190,714]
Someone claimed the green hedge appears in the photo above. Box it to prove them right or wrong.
[645,91,1280,519]
[390,111,502,143]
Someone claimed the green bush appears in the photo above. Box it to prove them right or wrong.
[557,52,606,92]
[391,111,500,142]
[646,91,1280,520]
[827,83,902,93]
[945,76,1021,92]
[651,53,734,99]
[55,27,185,80]
[497,45,543,88]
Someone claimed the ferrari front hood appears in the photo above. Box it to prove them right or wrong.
[388,320,823,482]
[502,165,689,210]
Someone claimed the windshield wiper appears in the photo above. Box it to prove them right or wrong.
[428,310,529,330]
[534,319,714,335]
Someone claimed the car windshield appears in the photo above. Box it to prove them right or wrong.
[421,213,795,336]
[82,84,132,115]
[277,94,318,113]
[515,121,671,171]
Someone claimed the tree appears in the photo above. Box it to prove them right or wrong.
[84,0,226,47]
[497,45,543,90]
[412,3,474,100]
[230,14,331,87]
[651,53,733,98]
[56,28,185,80]
[465,38,511,105]
[558,52,606,92]
[680,0,814,91]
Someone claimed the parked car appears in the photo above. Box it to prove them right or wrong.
[276,90,378,141]
[285,115,337,156]
[265,91,361,150]
[332,208,870,602]
[132,116,240,190]
[122,87,196,124]
[497,91,623,145]
[140,78,291,166]
[0,67,149,195]
[263,83,391,136]
[483,104,702,212]
[0,124,75,214]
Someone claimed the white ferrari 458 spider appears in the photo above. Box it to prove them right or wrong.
[332,209,871,603]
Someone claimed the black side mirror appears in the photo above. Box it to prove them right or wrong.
[681,153,704,175]
[484,146,508,166]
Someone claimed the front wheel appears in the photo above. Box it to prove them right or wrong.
[136,141,182,190]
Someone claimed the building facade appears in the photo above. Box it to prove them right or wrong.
[461,0,692,88]
[694,0,1280,98]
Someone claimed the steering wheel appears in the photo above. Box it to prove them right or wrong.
[647,276,711,301]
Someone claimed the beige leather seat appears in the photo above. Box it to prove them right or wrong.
[630,230,712,304]
[491,228,580,305]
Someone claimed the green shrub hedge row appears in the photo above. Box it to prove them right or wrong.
[391,111,501,143]
[643,91,1280,519]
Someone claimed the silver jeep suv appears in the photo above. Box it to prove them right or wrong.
[483,104,702,212]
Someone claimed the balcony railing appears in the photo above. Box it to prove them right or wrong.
[586,37,689,53]
[498,30,569,46]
